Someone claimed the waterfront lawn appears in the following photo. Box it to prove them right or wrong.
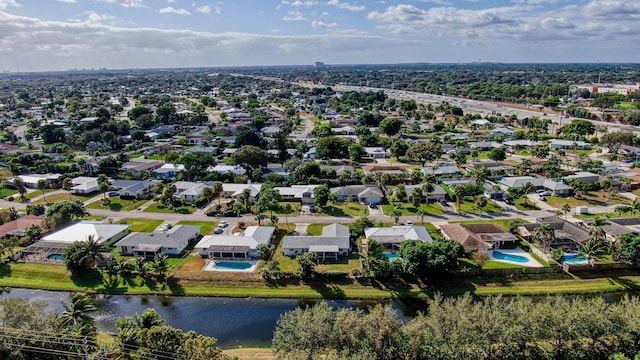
[176,220,217,235]
[381,201,444,216]
[314,202,369,217]
[117,218,163,232]
[458,257,526,270]
[144,202,196,214]
[316,254,361,274]
[87,197,147,211]
[223,348,273,360]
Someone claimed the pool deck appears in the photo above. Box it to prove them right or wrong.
[203,260,258,273]
[489,248,543,268]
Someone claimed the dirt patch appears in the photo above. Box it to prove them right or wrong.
[176,256,206,272]
[492,101,561,115]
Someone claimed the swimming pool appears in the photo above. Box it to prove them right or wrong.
[563,254,589,264]
[215,261,253,270]
[385,253,400,261]
[47,254,63,261]
[492,251,529,263]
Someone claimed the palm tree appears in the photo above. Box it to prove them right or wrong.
[99,181,110,205]
[37,179,48,204]
[533,223,555,253]
[62,177,72,201]
[202,186,213,206]
[282,203,292,230]
[453,185,466,214]
[589,217,608,244]
[633,197,640,215]
[469,166,489,187]
[562,203,572,219]
[58,292,97,338]
[391,206,402,225]
[134,257,150,280]
[13,177,27,201]
[212,181,223,206]
[101,257,122,284]
[233,200,243,224]
[521,182,535,206]
[579,238,605,266]
[416,208,428,225]
[147,253,170,286]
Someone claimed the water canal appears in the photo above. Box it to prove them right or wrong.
[0,288,633,348]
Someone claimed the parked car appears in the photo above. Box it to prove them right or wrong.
[222,210,238,217]
[536,189,550,196]
[309,205,315,213]
[205,210,221,217]
[369,203,378,209]
[407,220,413,225]
[108,191,119,197]
[538,195,546,201]
[213,228,224,234]
[439,198,447,205]
[218,221,228,228]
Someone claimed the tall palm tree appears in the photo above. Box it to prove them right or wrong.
[391,206,402,225]
[37,179,48,204]
[233,200,243,224]
[589,217,608,244]
[533,223,555,253]
[469,166,489,187]
[282,203,292,230]
[453,185,466,214]
[562,203,571,219]
[79,235,106,270]
[422,175,436,205]
[212,181,223,206]
[58,292,97,338]
[62,177,72,201]
[202,186,213,206]
[579,238,605,266]
[416,208,428,225]
[147,253,170,286]
[521,182,535,206]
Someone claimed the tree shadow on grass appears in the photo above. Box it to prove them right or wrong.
[0,264,11,278]
[167,277,185,295]
[307,280,347,299]
[71,271,103,289]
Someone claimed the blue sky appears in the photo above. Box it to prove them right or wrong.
[0,0,639,72]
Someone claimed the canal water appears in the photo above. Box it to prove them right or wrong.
[0,288,424,348]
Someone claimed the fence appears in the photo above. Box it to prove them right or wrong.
[455,266,563,277]
[563,262,640,273]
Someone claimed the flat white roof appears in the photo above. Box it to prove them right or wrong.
[42,221,129,244]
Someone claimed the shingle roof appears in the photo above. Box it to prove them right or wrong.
[114,225,200,248]
[364,226,432,244]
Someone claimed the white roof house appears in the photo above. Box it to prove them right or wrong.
[195,226,276,259]
[42,221,130,246]
[210,165,246,176]
[274,185,321,200]
[364,226,433,246]
[71,177,99,194]
[222,183,263,199]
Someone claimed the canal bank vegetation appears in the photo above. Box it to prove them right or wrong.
[0,294,229,360]
[273,294,640,360]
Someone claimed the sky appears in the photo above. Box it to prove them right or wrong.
[0,0,639,72]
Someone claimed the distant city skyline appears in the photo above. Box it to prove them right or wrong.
[0,0,638,72]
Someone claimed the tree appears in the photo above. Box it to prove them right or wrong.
[12,177,26,201]
[601,131,635,156]
[256,244,271,260]
[348,144,367,163]
[562,203,572,219]
[469,167,489,187]
[533,223,555,253]
[147,253,170,286]
[589,217,609,244]
[45,200,87,229]
[58,292,97,338]
[474,195,488,209]
[313,184,330,210]
[315,136,350,159]
[562,119,596,140]
[36,179,48,204]
[521,181,535,206]
[231,145,269,175]
[379,117,403,137]
[212,182,223,206]
[406,140,442,166]
[62,177,72,201]
[391,206,403,225]
[416,208,428,225]
[389,139,409,158]
[613,233,640,264]
[453,185,466,214]
[488,147,507,161]
[256,186,281,220]
[295,252,317,279]
[63,235,106,274]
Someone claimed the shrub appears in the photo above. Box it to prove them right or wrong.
[174,207,191,214]
[471,251,489,267]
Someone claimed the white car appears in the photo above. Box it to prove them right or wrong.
[536,190,550,197]
[218,221,228,228]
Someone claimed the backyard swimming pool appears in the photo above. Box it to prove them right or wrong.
[214,261,254,270]
[385,253,400,261]
[563,254,589,264]
[492,251,529,263]
[47,254,64,261]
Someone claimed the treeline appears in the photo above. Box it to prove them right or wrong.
[0,293,228,360]
[273,294,640,360]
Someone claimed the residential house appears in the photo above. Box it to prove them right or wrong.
[490,127,516,138]
[221,183,263,201]
[195,226,276,259]
[114,225,200,259]
[112,179,157,199]
[0,215,45,240]
[8,173,61,189]
[364,147,389,159]
[563,171,622,188]
[518,218,590,251]
[362,165,408,176]
[120,160,163,178]
[209,165,246,176]
[595,217,640,241]
[282,223,350,261]
[189,146,218,156]
[421,164,461,177]
[42,220,130,246]
[468,141,505,151]
[503,139,542,152]
[439,223,518,253]
[70,177,99,194]
[173,181,207,202]
[275,185,320,204]
[303,147,317,160]
[153,164,185,181]
[332,185,384,204]
[364,225,433,249]
[405,184,447,201]
[549,139,592,150]
[498,176,571,196]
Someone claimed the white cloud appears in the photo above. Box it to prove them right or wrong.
[57,0,77,3]
[281,0,317,6]
[100,0,145,8]
[327,0,365,12]
[0,0,21,10]
[584,0,640,20]
[86,12,115,23]
[283,10,307,21]
[312,20,338,28]
[159,6,190,15]
[196,5,211,15]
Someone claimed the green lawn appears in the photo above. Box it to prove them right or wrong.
[381,201,444,216]
[0,188,18,198]
[316,254,361,274]
[574,212,634,219]
[306,223,327,236]
[547,193,630,209]
[176,221,217,235]
[87,197,147,212]
[452,218,529,232]
[144,202,196,214]
[118,218,164,232]
[25,189,56,200]
[314,202,369,217]
[458,197,503,214]
[34,192,96,205]
[459,257,527,270]
[424,222,444,241]
[514,198,540,211]
[273,202,301,216]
